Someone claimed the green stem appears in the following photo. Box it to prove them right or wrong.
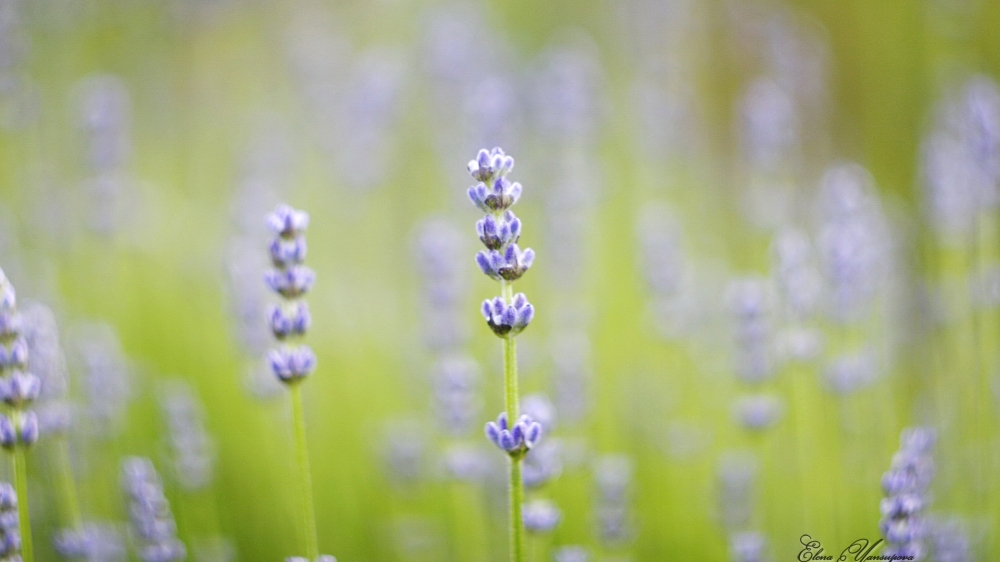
[13,445,32,562]
[54,436,83,530]
[501,280,525,562]
[289,383,319,560]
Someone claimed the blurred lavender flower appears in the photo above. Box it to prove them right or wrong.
[726,279,774,384]
[926,516,971,562]
[0,483,19,560]
[522,439,562,489]
[19,302,73,436]
[381,420,426,487]
[432,356,481,436]
[522,499,561,534]
[921,76,1000,241]
[442,444,490,483]
[594,455,634,545]
[54,523,126,562]
[732,394,784,432]
[528,39,606,143]
[729,531,770,562]
[334,49,406,191]
[485,412,542,457]
[415,220,469,351]
[159,381,215,491]
[520,394,556,433]
[121,458,186,562]
[551,333,591,427]
[822,351,877,396]
[71,323,131,437]
[879,427,935,560]
[717,452,758,531]
[553,545,590,562]
[75,75,131,174]
[817,163,890,323]
[771,229,822,321]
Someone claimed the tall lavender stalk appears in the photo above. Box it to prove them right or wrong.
[263,205,334,562]
[0,268,40,562]
[468,148,540,562]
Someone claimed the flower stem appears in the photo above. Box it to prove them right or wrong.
[12,445,32,562]
[289,382,319,560]
[501,278,525,562]
[54,436,83,530]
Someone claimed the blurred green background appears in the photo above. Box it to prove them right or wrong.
[0,0,998,560]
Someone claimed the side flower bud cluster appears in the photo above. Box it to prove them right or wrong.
[121,457,186,562]
[879,427,936,560]
[0,269,40,451]
[264,205,316,384]
[0,483,20,560]
[467,148,536,338]
[484,412,542,459]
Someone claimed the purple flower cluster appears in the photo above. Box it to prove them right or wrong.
[484,412,542,458]
[879,427,935,560]
[0,269,40,451]
[0,483,20,559]
[481,294,534,338]
[121,457,186,562]
[264,205,316,384]
[467,148,536,331]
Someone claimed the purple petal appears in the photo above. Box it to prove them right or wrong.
[512,293,527,309]
[517,304,535,328]
[499,430,516,451]
[521,248,535,268]
[485,422,500,446]
[526,422,542,447]
[497,411,509,430]
[475,252,493,276]
[481,300,493,320]
[501,305,516,327]
[488,251,506,271]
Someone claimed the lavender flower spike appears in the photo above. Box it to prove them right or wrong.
[485,411,543,458]
[263,205,325,561]
[481,293,535,337]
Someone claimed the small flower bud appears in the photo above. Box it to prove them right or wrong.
[481,294,534,337]
[485,411,543,457]
[268,345,317,383]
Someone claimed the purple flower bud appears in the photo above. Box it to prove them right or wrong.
[267,345,317,383]
[267,302,311,339]
[468,147,514,184]
[484,411,543,457]
[0,416,13,449]
[476,211,521,251]
[482,294,535,337]
[0,483,15,510]
[268,236,308,267]
[266,204,310,238]
[264,266,316,299]
[1,372,41,407]
[0,311,21,340]
[18,412,38,446]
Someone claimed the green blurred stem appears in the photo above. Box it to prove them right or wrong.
[501,280,525,562]
[12,444,32,562]
[54,435,83,530]
[289,382,319,560]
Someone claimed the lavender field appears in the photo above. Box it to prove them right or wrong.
[0,0,998,561]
